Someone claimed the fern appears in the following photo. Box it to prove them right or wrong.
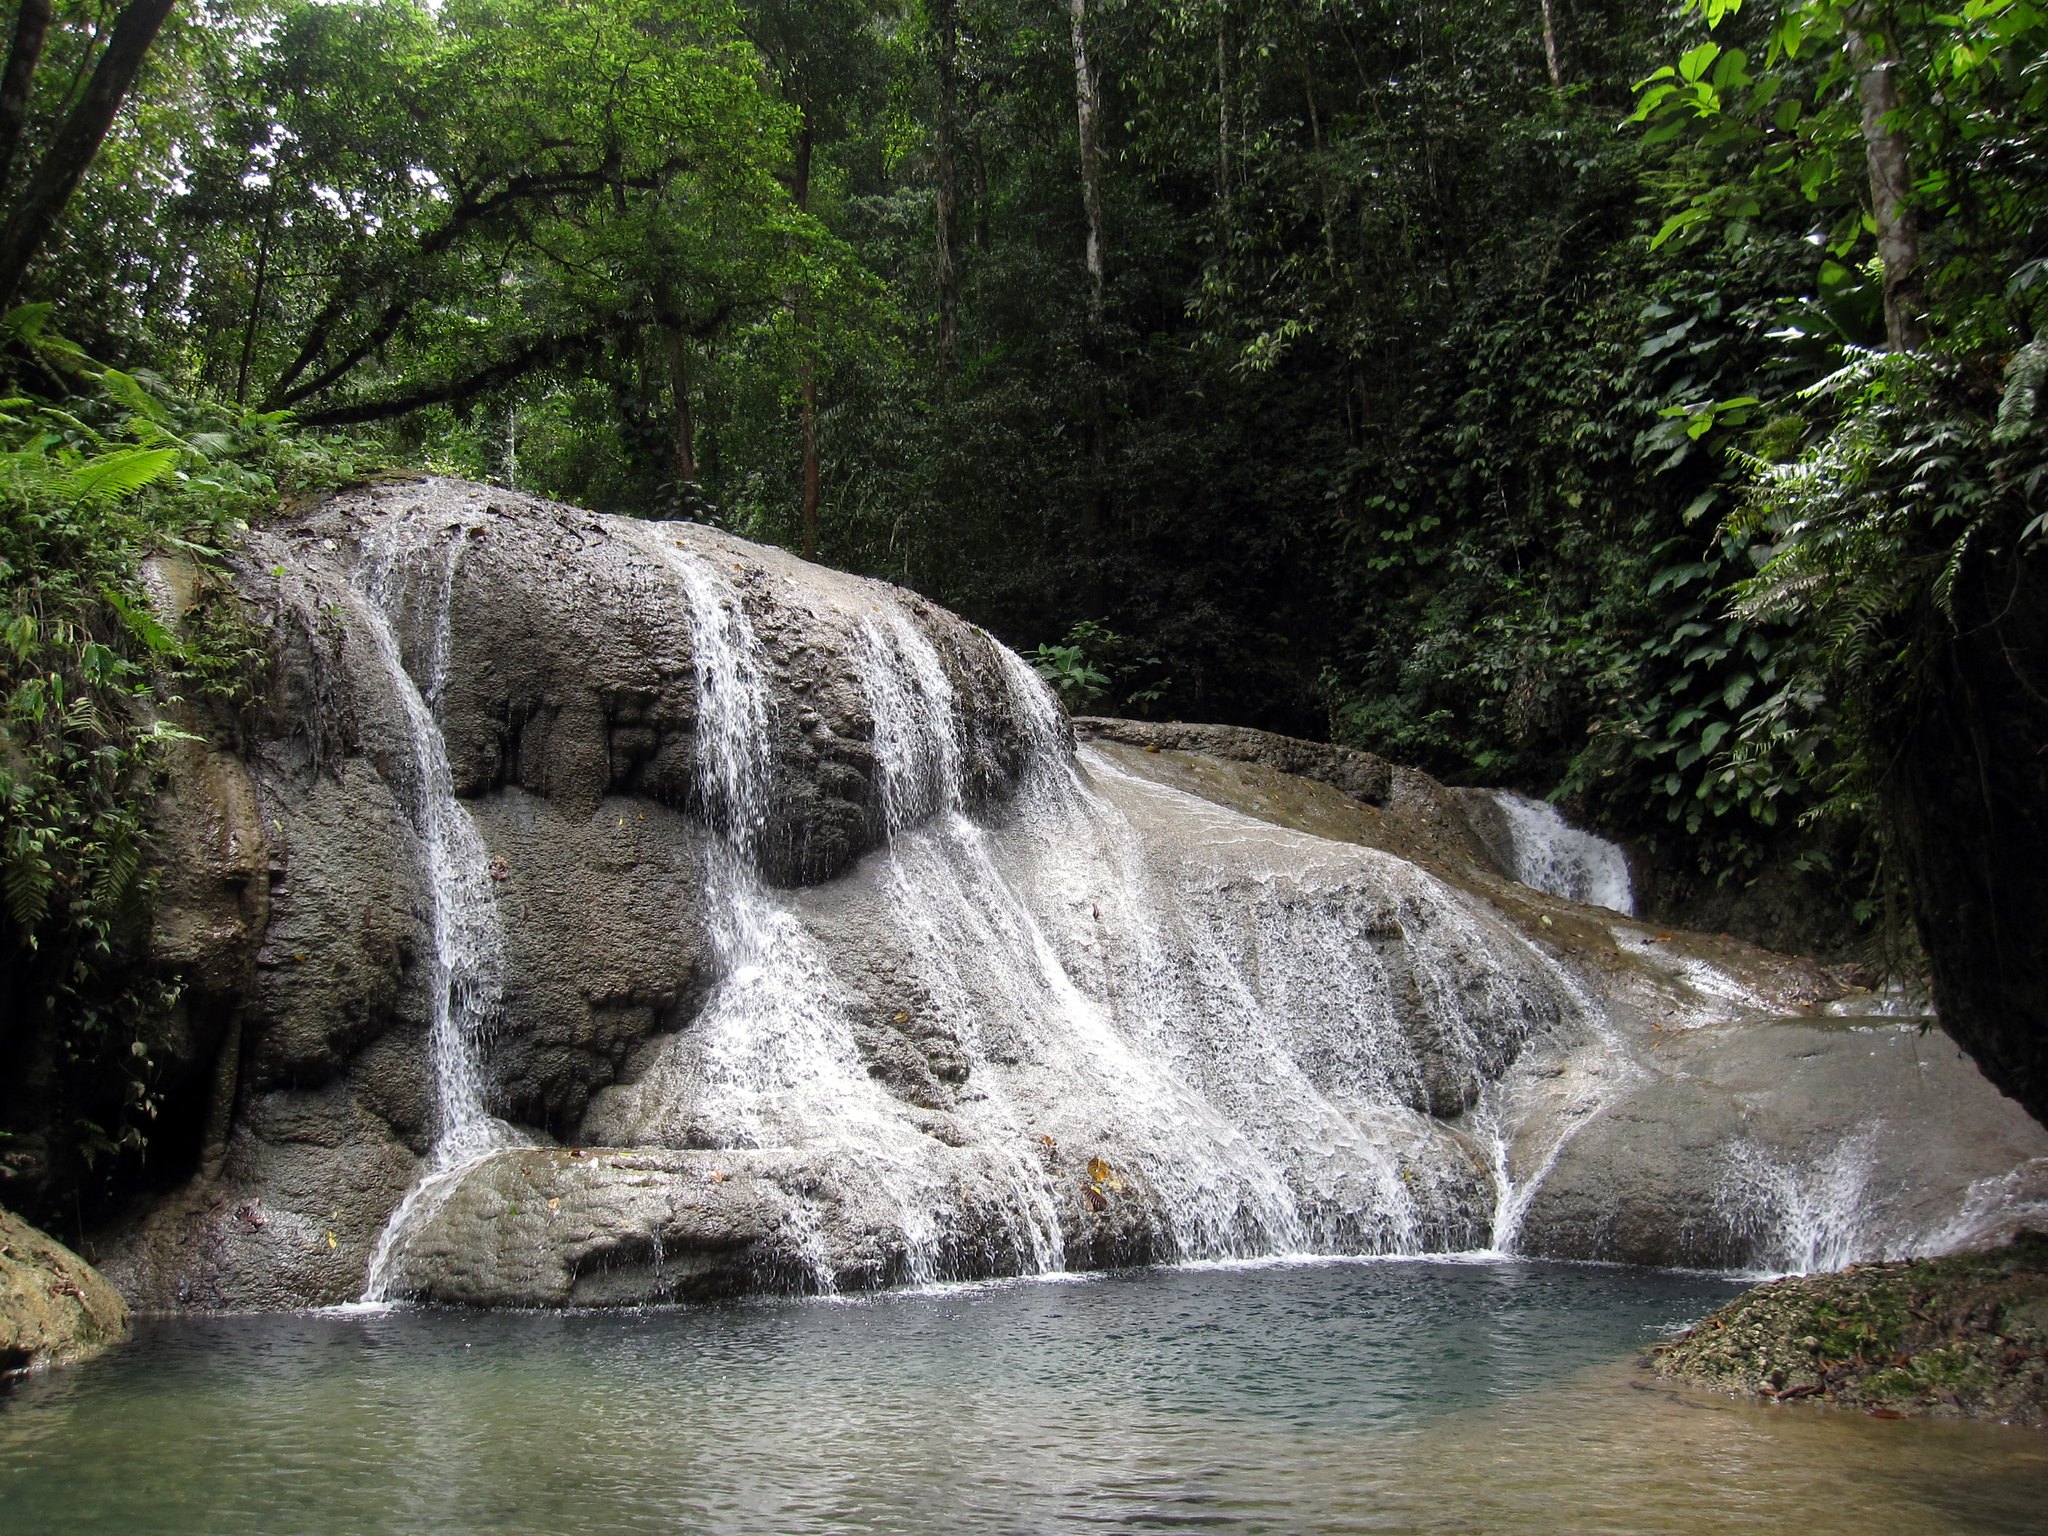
[68,446,179,507]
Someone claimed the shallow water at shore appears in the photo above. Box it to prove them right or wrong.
[3,1258,2043,1534]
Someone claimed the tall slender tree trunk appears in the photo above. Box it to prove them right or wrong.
[1216,3,1232,200]
[0,0,53,201]
[233,202,275,405]
[1849,21,1925,351]
[1300,49,1336,275]
[1069,0,1107,332]
[1537,0,1565,89]
[1069,0,1110,587]
[665,329,697,489]
[793,108,822,560]
[0,0,178,308]
[971,127,991,253]
[934,0,960,382]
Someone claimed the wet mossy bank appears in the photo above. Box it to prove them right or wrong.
[1647,1234,2048,1428]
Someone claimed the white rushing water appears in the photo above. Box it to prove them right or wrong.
[1716,1131,1879,1276]
[1483,789,1635,916]
[356,523,521,1302]
[583,537,1602,1283]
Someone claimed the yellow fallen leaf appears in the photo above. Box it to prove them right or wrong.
[325,1231,337,1250]
[548,1197,561,1212]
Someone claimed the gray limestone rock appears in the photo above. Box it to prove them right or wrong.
[94,480,2048,1313]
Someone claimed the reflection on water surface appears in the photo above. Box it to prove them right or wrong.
[3,1258,2043,1534]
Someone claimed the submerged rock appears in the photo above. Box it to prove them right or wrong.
[1647,1233,2048,1427]
[0,1206,129,1376]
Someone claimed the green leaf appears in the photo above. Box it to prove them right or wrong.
[1649,208,1711,251]
[1678,42,1723,83]
[99,369,167,425]
[67,447,178,507]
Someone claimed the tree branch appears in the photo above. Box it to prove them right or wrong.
[0,0,53,201]
[268,158,679,405]
[0,0,178,308]
[287,322,620,427]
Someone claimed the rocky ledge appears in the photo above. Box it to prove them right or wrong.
[1647,1233,2048,1428]
[1,1205,130,1379]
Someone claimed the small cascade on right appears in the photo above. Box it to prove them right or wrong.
[1715,1131,1879,1275]
[1482,790,1636,916]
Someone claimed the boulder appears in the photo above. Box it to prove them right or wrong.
[1,1206,129,1376]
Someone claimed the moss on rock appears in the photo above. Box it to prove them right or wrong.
[1,1204,130,1379]
[1647,1233,2048,1427]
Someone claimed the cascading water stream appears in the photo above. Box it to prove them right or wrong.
[1717,1130,1879,1275]
[356,525,520,1302]
[346,517,1639,1285]
[852,617,1594,1263]
[1484,790,1635,916]
[620,531,1057,1288]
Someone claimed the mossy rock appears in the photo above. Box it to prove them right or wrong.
[1,1204,131,1378]
[1647,1233,2048,1427]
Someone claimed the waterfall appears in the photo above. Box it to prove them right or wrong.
[355,521,520,1302]
[835,617,1587,1263]
[1716,1131,1879,1275]
[1483,790,1635,916]
[571,540,1608,1282]
[598,533,1072,1288]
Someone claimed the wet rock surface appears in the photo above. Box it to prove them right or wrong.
[1073,718,1395,806]
[1648,1233,2048,1427]
[109,479,1043,1310]
[95,483,2048,1311]
[1,1206,129,1376]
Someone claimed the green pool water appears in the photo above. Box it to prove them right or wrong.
[3,1258,2044,1534]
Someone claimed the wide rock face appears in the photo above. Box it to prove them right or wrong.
[102,480,2048,1312]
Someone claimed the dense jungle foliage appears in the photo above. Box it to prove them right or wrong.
[2,0,2046,1212]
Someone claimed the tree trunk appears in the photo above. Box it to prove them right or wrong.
[233,202,275,406]
[1849,23,1926,351]
[799,353,820,560]
[0,0,52,201]
[1069,0,1110,588]
[934,0,960,382]
[793,108,821,561]
[0,0,178,308]
[1216,3,1232,200]
[1300,49,1336,275]
[665,330,697,489]
[971,128,991,253]
[1537,0,1564,89]
[1068,0,1107,333]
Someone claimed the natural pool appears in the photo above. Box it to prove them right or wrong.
[3,1258,2044,1534]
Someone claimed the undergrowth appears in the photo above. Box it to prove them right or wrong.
[0,304,382,1218]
